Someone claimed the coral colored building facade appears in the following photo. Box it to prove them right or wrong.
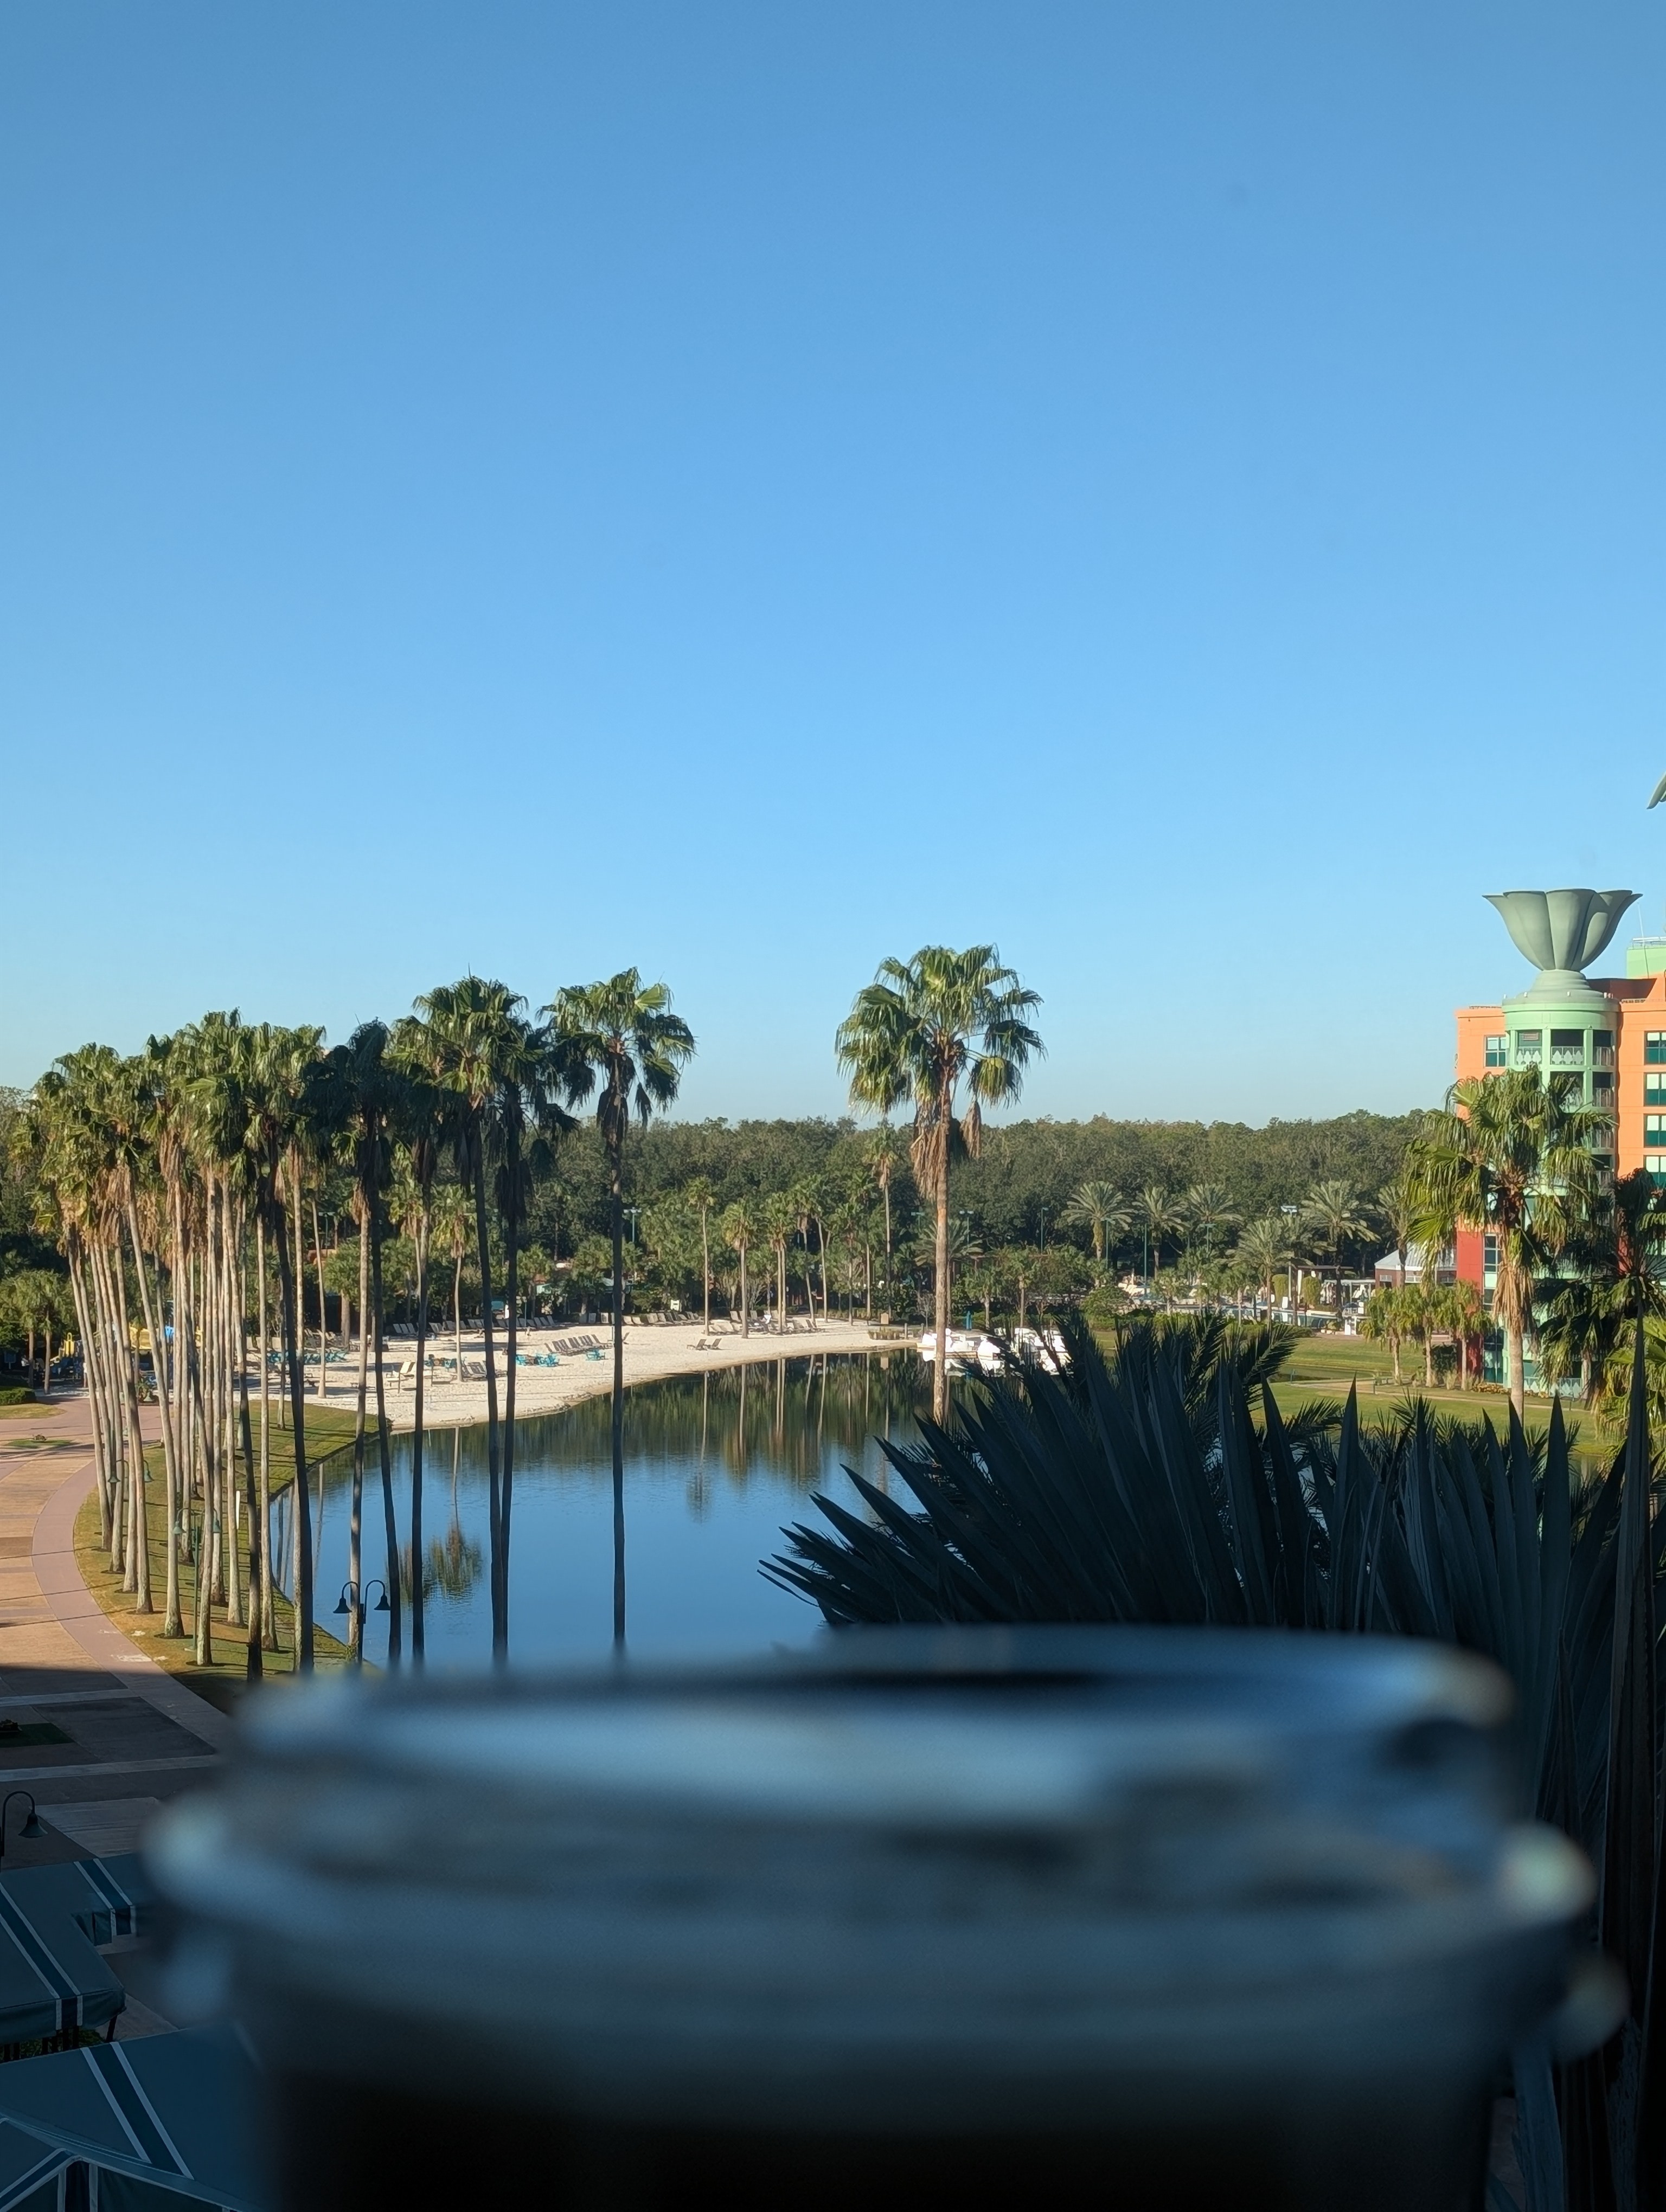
[1452,948,1666,1300]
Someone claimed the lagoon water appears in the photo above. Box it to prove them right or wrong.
[271,1353,929,1668]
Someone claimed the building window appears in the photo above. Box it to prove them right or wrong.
[1648,1154,1666,1186]
[1647,1115,1666,1140]
[1593,1068,1614,1095]
[1483,1234,1499,1278]
[1648,1033,1666,1065]
[1515,1030,1542,1065]
[1484,1035,1507,1067]
[1595,1030,1614,1050]
[1648,1076,1666,1105]
[1550,1028,1585,1065]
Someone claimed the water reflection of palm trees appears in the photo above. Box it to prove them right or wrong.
[274,1356,930,1656]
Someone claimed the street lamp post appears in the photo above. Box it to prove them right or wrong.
[0,1792,43,1866]
[335,1579,389,1664]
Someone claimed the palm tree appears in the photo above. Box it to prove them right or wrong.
[389,1095,442,1665]
[1,1270,72,1398]
[429,1181,472,1382]
[1179,1182,1241,1271]
[1536,1167,1666,1411]
[909,1211,984,1298]
[1234,1215,1293,1324]
[837,948,1042,1423]
[241,1023,325,1669]
[684,1176,717,1329]
[1405,1066,1605,1421]
[867,1126,907,1297]
[1300,1178,1375,1331]
[485,1018,568,1656]
[1377,1171,1417,1289]
[547,971,695,1648]
[787,1178,825,1327]
[1436,1276,1484,1393]
[405,979,531,1660]
[1062,1180,1127,1268]
[315,1022,407,1664]
[1131,1185,1181,1285]
[721,1200,757,1336]
[1360,1281,1409,1382]
[762,1193,797,1329]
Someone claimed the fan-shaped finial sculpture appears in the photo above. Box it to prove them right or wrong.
[1485,889,1638,985]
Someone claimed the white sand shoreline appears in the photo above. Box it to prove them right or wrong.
[296,1317,901,1436]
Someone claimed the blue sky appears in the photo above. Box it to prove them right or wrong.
[3,3,1663,1123]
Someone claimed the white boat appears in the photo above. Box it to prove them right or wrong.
[917,1329,1004,1373]
[1009,1326,1068,1373]
[915,1329,1069,1375]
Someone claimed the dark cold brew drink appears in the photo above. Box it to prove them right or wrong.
[150,1630,1591,2211]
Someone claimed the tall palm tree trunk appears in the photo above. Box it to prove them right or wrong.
[348,1210,370,1652]
[226,1203,245,1625]
[236,1213,262,1680]
[256,1214,277,1649]
[1497,1252,1529,1423]
[1508,1323,1526,1421]
[739,1246,749,1337]
[188,1243,216,1662]
[161,1189,192,1636]
[370,1219,401,1664]
[311,1198,329,1400]
[67,1247,110,1548]
[93,1241,126,1576]
[470,1145,504,1657]
[410,1210,429,1664]
[498,1121,521,1662]
[932,1163,951,1424]
[610,1138,626,1649]
[275,1174,314,1670]
[701,1211,710,1331]
[122,1196,170,1622]
[116,1211,153,1612]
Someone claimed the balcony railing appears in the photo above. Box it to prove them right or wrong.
[1549,1045,1586,1068]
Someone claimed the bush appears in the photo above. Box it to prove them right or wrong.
[766,1311,1665,2209]
[0,1386,34,1406]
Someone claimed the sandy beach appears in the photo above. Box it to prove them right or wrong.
[300,1316,900,1435]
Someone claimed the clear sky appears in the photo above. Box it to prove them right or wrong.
[3,4,1663,1124]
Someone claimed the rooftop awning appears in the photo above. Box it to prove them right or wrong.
[0,2025,265,2209]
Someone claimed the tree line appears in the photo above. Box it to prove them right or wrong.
[7,971,694,1673]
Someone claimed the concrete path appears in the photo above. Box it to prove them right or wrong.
[0,1395,228,2038]
[0,1399,224,1869]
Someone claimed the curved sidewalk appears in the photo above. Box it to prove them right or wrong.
[0,1404,225,1868]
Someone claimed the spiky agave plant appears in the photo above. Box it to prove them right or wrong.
[766,1312,1666,2212]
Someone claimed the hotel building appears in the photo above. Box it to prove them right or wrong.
[1453,892,1663,1307]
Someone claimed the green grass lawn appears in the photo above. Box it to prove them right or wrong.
[73,1394,363,1707]
[1094,1322,1607,1449]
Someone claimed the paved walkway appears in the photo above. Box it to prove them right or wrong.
[0,1397,229,2039]
[0,1400,225,1868]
